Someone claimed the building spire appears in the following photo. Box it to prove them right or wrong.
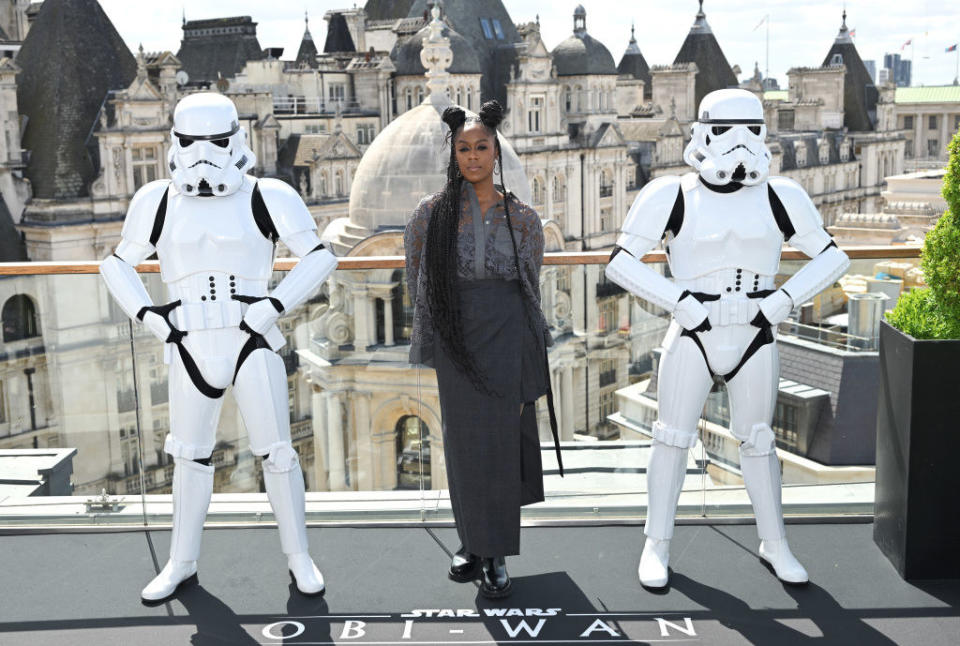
[625,22,641,55]
[691,0,712,34]
[420,3,453,106]
[303,10,312,40]
[834,8,853,44]
[573,5,586,35]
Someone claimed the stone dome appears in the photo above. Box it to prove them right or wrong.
[391,23,481,76]
[331,95,530,250]
[552,32,617,77]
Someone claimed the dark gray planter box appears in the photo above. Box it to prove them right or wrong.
[874,320,960,579]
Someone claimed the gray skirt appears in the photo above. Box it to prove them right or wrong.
[434,278,547,557]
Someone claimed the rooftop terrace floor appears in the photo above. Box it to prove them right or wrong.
[1,522,958,645]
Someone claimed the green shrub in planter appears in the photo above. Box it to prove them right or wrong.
[875,128,960,579]
[886,130,960,339]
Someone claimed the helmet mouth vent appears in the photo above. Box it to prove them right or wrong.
[732,164,747,182]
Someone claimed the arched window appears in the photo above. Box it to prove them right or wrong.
[2,295,39,342]
[455,86,462,106]
[575,85,583,112]
[532,177,544,204]
[335,170,344,196]
[319,171,328,197]
[415,86,424,104]
[396,415,430,489]
[404,87,412,111]
[552,174,565,203]
[466,86,472,110]
[565,86,571,112]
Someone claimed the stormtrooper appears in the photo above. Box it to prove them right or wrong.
[606,89,850,588]
[100,93,338,602]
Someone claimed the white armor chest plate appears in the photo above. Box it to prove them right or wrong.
[155,188,275,284]
[666,181,783,280]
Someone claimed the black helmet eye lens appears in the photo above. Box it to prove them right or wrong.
[178,136,194,148]
[711,126,731,136]
[749,126,762,135]
[212,138,230,148]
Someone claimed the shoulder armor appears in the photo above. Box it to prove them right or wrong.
[255,177,317,241]
[621,174,683,242]
[121,180,171,247]
[767,176,823,240]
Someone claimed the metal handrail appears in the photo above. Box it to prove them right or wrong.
[0,246,922,275]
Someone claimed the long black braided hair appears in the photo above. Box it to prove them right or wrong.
[425,100,525,394]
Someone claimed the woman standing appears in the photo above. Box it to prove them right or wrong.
[404,101,562,598]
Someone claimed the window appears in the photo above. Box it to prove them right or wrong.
[903,115,914,130]
[404,87,412,111]
[415,86,423,104]
[928,115,938,130]
[552,175,565,203]
[575,85,582,112]
[954,115,960,133]
[532,177,544,204]
[396,415,431,490]
[528,96,543,133]
[599,359,617,388]
[492,19,505,40]
[356,124,375,145]
[466,87,472,110]
[598,298,618,334]
[778,109,795,131]
[455,86,461,106]
[2,295,39,342]
[565,86,571,112]
[479,18,493,39]
[928,139,940,157]
[319,171,328,196]
[335,169,344,196]
[329,83,346,103]
[131,146,159,191]
[599,389,616,422]
[599,169,613,197]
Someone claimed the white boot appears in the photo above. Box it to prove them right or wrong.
[263,460,325,595]
[638,537,671,588]
[759,537,808,584]
[640,439,688,589]
[740,450,808,584]
[142,458,214,602]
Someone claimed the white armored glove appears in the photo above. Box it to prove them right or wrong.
[142,310,174,343]
[241,297,284,336]
[754,289,794,327]
[673,293,712,332]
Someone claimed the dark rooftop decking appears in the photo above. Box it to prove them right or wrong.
[1,522,958,645]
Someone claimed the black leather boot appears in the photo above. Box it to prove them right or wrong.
[480,556,512,598]
[448,545,480,582]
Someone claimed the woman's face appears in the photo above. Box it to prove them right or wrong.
[454,122,497,185]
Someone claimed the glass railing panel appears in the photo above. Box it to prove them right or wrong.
[0,247,920,527]
[134,267,433,525]
[0,273,148,525]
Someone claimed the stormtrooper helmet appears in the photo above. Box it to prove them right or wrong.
[168,93,257,197]
[683,89,771,186]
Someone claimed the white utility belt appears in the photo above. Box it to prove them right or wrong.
[170,299,285,349]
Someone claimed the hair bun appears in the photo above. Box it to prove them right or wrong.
[478,100,504,129]
[441,106,466,131]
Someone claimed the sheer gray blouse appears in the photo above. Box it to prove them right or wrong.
[403,182,553,366]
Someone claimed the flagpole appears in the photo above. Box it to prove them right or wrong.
[766,14,770,83]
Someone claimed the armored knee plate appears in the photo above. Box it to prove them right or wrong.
[739,422,777,457]
[262,441,300,474]
[652,420,698,449]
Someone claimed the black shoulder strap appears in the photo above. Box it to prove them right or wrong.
[252,181,280,242]
[664,183,684,238]
[768,185,796,240]
[148,186,170,247]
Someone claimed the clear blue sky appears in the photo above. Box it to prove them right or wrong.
[98,0,960,87]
